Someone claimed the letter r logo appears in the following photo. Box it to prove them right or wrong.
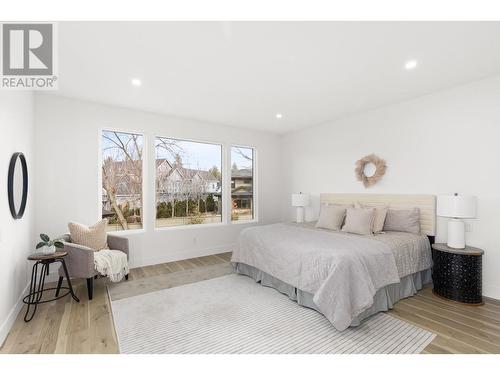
[2,24,53,75]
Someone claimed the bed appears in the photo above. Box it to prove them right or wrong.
[231,193,436,331]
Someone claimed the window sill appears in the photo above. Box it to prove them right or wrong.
[153,220,259,231]
[106,228,146,236]
[230,219,259,225]
[105,221,261,234]
[154,222,226,231]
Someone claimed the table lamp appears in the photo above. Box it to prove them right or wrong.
[437,193,476,249]
[292,192,310,223]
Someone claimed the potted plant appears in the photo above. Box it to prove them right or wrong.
[36,234,64,255]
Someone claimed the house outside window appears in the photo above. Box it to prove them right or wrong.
[155,137,223,227]
[231,146,254,222]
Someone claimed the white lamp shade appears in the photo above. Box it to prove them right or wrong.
[437,194,476,218]
[292,193,310,207]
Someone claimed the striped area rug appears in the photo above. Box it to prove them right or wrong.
[110,274,435,354]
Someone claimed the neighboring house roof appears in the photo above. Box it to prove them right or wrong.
[230,184,253,198]
[232,168,252,178]
[232,191,253,197]
[156,158,219,183]
[104,159,250,198]
[156,159,169,168]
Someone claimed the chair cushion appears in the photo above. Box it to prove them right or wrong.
[68,219,108,251]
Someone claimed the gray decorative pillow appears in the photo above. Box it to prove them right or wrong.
[315,205,346,231]
[383,208,421,234]
[355,202,388,234]
[342,207,375,236]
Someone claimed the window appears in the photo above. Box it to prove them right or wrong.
[155,137,222,227]
[231,146,254,222]
[101,130,144,231]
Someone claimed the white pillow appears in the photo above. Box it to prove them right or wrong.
[68,219,109,251]
[315,205,347,231]
[342,207,375,236]
[355,202,388,234]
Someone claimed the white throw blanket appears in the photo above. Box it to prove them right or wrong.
[94,249,129,282]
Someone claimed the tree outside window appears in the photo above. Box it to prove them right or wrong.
[101,130,143,231]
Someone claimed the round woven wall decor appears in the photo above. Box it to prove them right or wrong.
[355,154,386,188]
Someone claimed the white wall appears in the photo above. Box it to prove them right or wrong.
[3,75,499,348]
[282,75,500,299]
[34,94,283,268]
[0,92,35,345]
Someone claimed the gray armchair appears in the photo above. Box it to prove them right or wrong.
[57,234,130,300]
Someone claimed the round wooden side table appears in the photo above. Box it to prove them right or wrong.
[431,243,484,305]
[23,251,80,322]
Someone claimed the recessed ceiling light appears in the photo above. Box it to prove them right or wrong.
[131,78,142,86]
[275,113,283,119]
[404,60,418,70]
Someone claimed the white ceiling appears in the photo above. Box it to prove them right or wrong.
[57,21,500,134]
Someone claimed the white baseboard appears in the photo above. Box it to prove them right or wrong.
[40,244,235,283]
[483,283,500,301]
[0,282,29,349]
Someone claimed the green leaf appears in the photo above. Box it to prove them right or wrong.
[40,233,50,242]
[36,242,46,249]
[54,241,64,249]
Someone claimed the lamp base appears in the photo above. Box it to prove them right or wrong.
[447,218,465,249]
[296,207,305,223]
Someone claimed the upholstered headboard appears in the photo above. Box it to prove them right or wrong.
[320,193,436,237]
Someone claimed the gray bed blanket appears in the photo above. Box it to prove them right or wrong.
[231,223,430,331]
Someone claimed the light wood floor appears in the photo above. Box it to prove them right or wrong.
[1,252,499,354]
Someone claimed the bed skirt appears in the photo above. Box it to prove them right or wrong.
[233,262,432,327]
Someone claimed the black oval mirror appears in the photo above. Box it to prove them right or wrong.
[8,152,28,219]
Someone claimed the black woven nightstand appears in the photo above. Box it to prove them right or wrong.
[431,243,484,305]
